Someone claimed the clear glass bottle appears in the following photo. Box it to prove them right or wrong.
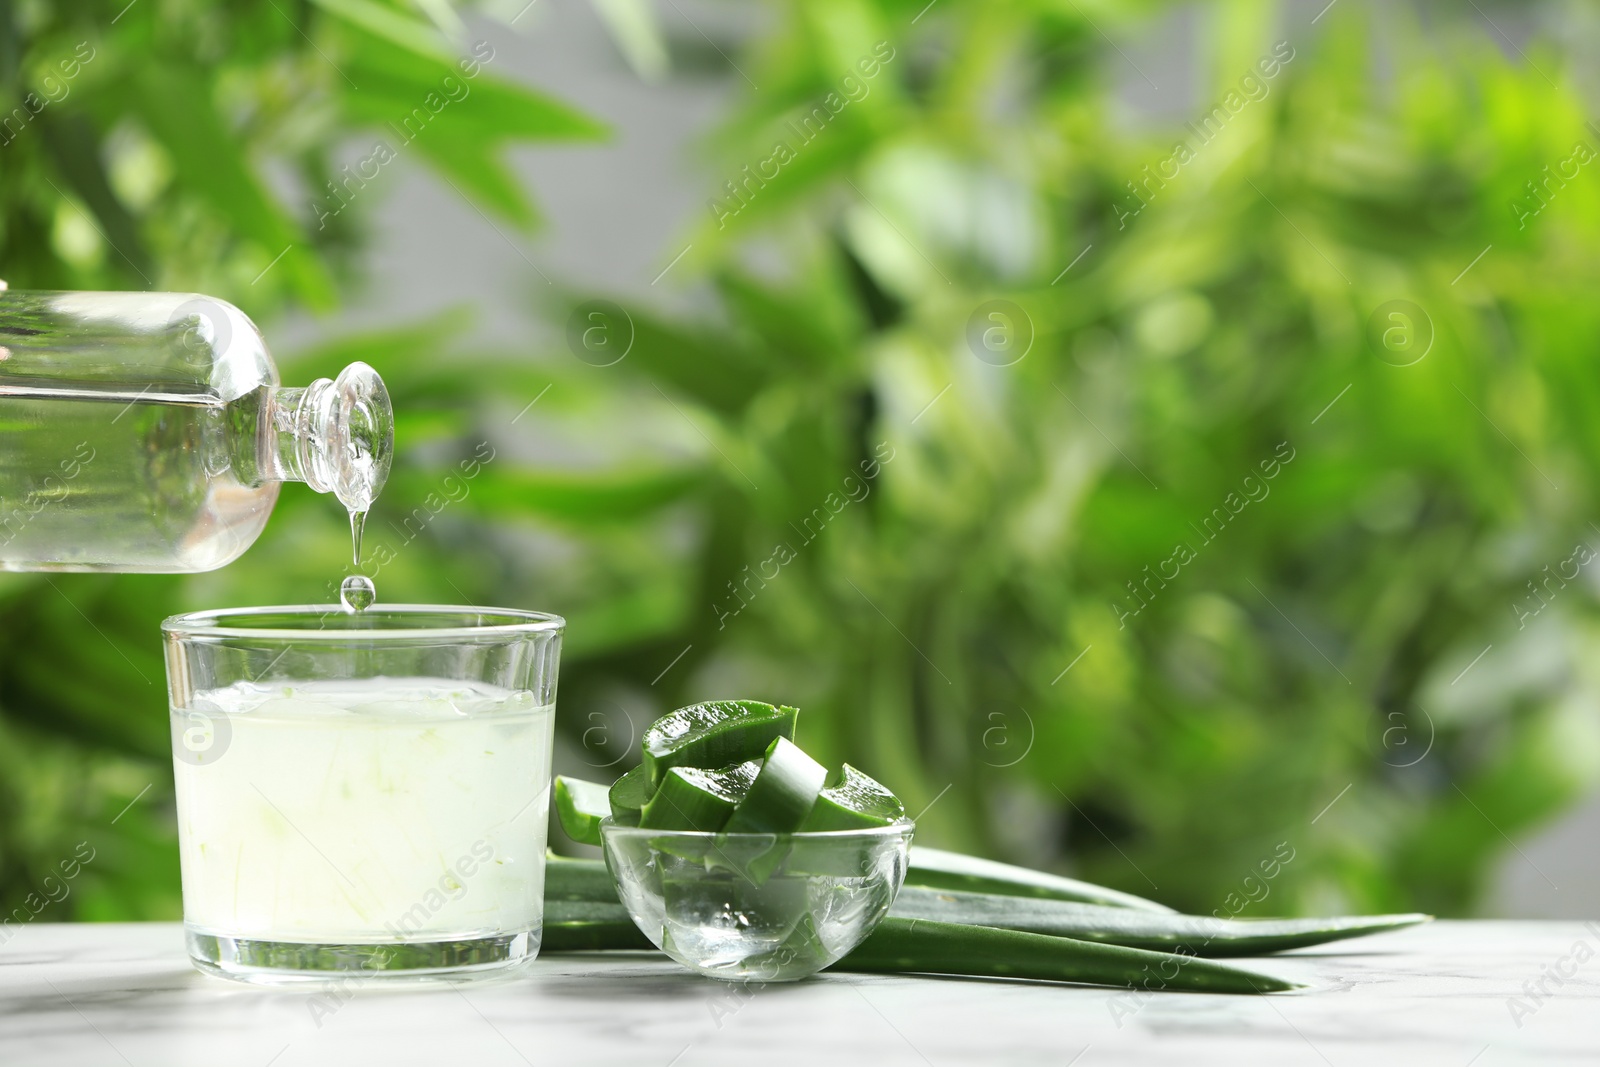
[0,287,392,573]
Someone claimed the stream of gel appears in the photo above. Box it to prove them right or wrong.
[349,509,367,568]
[340,509,375,613]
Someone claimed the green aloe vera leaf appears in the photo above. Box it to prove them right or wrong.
[545,851,623,902]
[542,898,654,951]
[609,764,654,826]
[541,855,1429,961]
[640,759,762,831]
[907,846,1174,912]
[538,908,1299,993]
[724,737,829,834]
[545,853,650,903]
[554,776,611,846]
[888,886,1433,957]
[834,918,1301,993]
[798,763,907,831]
[641,700,798,785]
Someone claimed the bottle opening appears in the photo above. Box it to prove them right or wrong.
[308,361,393,514]
[268,361,393,510]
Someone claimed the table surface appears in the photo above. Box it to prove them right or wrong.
[0,921,1595,1066]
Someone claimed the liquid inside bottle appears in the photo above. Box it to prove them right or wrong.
[0,289,392,573]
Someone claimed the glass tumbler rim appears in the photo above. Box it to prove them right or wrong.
[162,603,565,643]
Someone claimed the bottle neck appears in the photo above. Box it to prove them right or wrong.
[260,362,392,514]
[264,384,318,488]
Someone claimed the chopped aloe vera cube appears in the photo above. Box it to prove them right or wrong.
[641,700,798,785]
[555,776,611,846]
[724,736,828,834]
[609,764,655,826]
[799,764,906,831]
[640,760,761,831]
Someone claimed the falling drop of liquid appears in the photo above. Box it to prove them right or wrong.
[349,509,367,568]
[341,574,376,613]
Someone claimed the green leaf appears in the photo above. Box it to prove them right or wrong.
[554,776,611,846]
[39,112,151,282]
[591,0,670,81]
[308,0,454,62]
[281,307,475,375]
[615,310,772,416]
[713,270,848,374]
[562,582,690,658]
[339,43,608,143]
[128,64,333,308]
[411,131,539,229]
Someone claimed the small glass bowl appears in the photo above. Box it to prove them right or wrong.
[601,820,914,982]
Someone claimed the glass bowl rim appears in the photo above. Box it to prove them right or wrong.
[599,818,915,842]
[161,603,565,642]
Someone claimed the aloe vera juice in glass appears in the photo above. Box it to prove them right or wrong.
[164,606,564,983]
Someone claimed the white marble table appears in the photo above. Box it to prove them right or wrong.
[1,921,1595,1066]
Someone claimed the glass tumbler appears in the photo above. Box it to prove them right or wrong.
[162,604,562,984]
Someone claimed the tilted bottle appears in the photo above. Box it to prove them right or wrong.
[0,288,391,572]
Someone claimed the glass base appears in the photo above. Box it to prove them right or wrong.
[186,926,540,986]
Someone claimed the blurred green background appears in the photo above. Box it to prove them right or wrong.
[3,0,1598,923]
